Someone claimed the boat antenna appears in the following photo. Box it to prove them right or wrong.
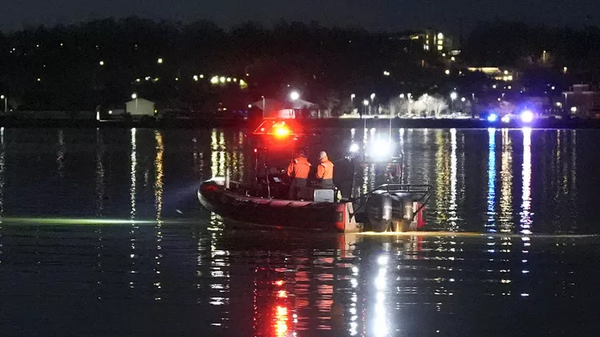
[264,148,271,198]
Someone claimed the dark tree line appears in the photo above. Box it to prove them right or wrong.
[463,21,600,81]
[0,18,599,113]
[0,17,435,112]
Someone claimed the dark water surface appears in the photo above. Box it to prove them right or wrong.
[0,127,599,336]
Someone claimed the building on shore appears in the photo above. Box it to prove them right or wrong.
[126,98,156,118]
[466,66,519,82]
[251,98,319,119]
[563,84,600,118]
[408,29,453,53]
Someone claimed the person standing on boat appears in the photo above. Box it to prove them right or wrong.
[316,151,334,189]
[286,150,311,199]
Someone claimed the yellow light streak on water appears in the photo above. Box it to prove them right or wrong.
[0,217,199,225]
[357,231,597,239]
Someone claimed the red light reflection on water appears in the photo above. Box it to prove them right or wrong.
[275,305,289,337]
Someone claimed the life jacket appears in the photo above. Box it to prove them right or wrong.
[316,156,334,180]
[286,155,311,179]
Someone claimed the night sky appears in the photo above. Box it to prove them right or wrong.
[2,0,599,35]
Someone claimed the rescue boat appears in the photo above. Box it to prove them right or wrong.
[198,177,431,233]
[197,116,432,232]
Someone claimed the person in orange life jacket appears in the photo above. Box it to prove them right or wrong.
[316,151,334,189]
[286,150,311,199]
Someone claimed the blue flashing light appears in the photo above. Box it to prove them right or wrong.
[487,113,498,122]
[520,110,534,123]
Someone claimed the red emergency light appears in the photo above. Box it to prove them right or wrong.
[252,119,306,139]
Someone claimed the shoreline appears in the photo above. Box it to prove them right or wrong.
[1,117,600,129]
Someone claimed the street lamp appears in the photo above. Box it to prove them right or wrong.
[362,99,369,117]
[290,91,300,101]
[0,95,6,113]
[369,93,376,115]
[132,93,138,113]
[399,93,405,99]
[450,92,458,101]
[407,93,412,116]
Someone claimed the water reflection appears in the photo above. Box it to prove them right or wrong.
[0,127,4,219]
[487,128,497,232]
[154,131,164,300]
[372,253,390,336]
[189,230,599,336]
[0,127,599,336]
[499,129,513,232]
[57,129,65,178]
[520,128,533,234]
[130,128,137,290]
[0,128,3,264]
[130,128,137,220]
[95,129,105,217]
[448,129,458,231]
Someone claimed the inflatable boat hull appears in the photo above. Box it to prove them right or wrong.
[198,181,359,232]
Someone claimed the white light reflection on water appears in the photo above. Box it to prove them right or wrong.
[211,129,227,178]
[206,213,230,328]
[448,129,458,231]
[499,129,513,232]
[154,131,164,300]
[372,253,390,336]
[486,128,497,233]
[520,128,532,286]
[130,128,137,220]
[349,262,359,336]
[129,128,137,289]
[520,128,533,234]
[499,129,513,289]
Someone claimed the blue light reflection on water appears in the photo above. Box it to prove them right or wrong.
[487,128,497,233]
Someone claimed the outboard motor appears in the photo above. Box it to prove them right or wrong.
[390,198,415,232]
[366,194,394,232]
[366,193,419,232]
